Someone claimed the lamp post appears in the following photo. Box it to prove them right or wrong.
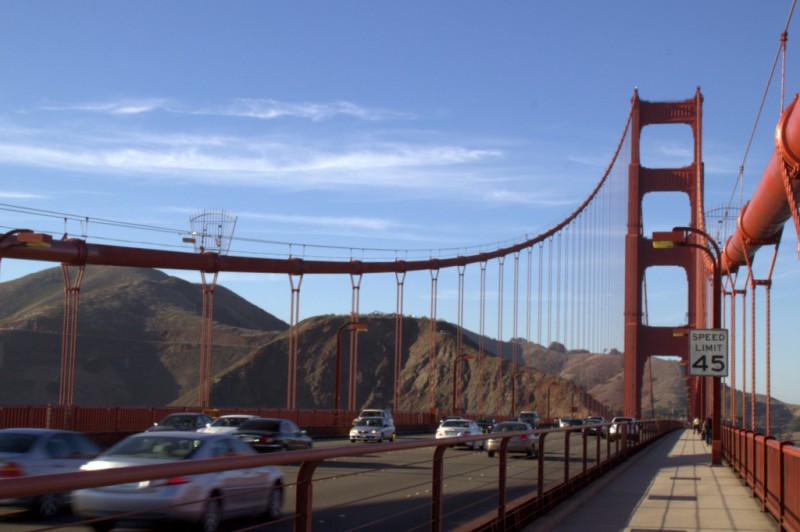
[653,226,723,465]
[546,382,559,419]
[335,321,367,411]
[511,368,526,416]
[452,353,473,416]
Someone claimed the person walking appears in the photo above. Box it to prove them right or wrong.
[693,417,700,434]
[703,417,712,445]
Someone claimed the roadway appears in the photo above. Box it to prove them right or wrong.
[0,430,616,531]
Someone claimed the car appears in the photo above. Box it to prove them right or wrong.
[435,419,484,450]
[608,416,639,442]
[583,416,606,435]
[197,414,259,434]
[349,416,396,443]
[233,418,313,452]
[0,428,101,517]
[558,417,584,428]
[72,431,283,531]
[485,421,537,458]
[147,413,214,432]
[518,411,540,427]
[476,417,496,434]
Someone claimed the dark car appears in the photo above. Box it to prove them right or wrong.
[147,413,214,432]
[0,428,100,517]
[476,418,496,434]
[233,418,313,452]
[583,416,606,435]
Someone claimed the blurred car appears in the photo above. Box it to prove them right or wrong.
[583,416,606,436]
[233,418,313,452]
[349,417,396,443]
[485,421,537,458]
[608,416,639,442]
[435,419,484,450]
[197,414,258,434]
[518,411,540,427]
[147,413,214,432]
[0,428,100,517]
[73,431,283,531]
[476,417,496,434]
[558,417,584,428]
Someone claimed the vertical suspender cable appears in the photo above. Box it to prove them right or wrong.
[429,268,439,415]
[479,261,487,416]
[496,257,505,415]
[537,243,544,375]
[394,270,405,412]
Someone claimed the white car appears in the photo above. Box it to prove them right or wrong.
[349,417,396,443]
[197,414,258,434]
[73,432,283,531]
[608,417,640,442]
[435,419,484,450]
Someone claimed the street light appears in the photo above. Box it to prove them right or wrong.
[452,353,474,416]
[652,226,722,465]
[546,382,560,419]
[335,321,367,411]
[511,368,526,417]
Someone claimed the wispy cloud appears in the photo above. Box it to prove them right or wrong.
[238,211,403,232]
[221,98,414,122]
[41,99,171,115]
[0,191,47,199]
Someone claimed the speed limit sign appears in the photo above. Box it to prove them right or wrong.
[688,329,729,377]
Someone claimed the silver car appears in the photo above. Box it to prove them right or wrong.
[435,418,484,450]
[485,421,537,458]
[197,414,258,434]
[73,431,283,531]
[0,428,100,517]
[349,416,396,443]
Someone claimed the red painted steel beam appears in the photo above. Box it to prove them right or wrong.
[720,94,800,272]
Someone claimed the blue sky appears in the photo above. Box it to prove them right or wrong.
[2,2,800,405]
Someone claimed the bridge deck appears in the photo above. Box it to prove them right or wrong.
[527,429,778,531]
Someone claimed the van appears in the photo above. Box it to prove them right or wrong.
[354,408,394,426]
[518,411,540,427]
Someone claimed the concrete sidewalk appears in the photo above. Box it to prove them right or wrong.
[526,429,778,531]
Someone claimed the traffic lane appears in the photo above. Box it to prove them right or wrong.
[0,433,614,531]
[276,433,599,531]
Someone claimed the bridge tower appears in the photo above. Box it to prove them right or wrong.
[624,89,707,419]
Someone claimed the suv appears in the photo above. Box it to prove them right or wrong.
[518,411,540,428]
[354,408,394,426]
[608,416,639,442]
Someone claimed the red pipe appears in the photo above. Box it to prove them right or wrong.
[720,94,800,272]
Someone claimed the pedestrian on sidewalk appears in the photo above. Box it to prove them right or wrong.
[693,417,700,434]
[703,417,712,445]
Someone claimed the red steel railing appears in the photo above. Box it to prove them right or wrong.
[722,424,800,530]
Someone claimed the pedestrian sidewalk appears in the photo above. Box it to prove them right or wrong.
[526,428,778,531]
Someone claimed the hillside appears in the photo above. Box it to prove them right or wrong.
[0,265,796,438]
[0,266,287,405]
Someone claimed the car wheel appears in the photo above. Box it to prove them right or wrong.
[350,439,356,443]
[526,448,534,458]
[34,493,61,518]
[198,498,222,532]
[265,483,283,521]
[487,450,495,458]
[89,521,115,532]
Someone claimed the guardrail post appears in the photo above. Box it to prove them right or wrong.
[431,445,446,532]
[295,460,321,532]
[496,438,510,530]
[564,430,570,485]
[582,428,588,476]
[537,433,547,516]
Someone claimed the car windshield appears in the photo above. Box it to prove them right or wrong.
[238,419,281,432]
[442,421,469,428]
[105,436,202,460]
[356,418,383,427]
[0,433,36,453]
[160,415,198,428]
[211,417,248,427]
[495,423,528,432]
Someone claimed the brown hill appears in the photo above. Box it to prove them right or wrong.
[0,266,796,438]
[0,265,287,405]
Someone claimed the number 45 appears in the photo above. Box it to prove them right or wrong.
[692,354,725,373]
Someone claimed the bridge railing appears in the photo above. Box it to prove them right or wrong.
[0,419,680,531]
[721,424,800,530]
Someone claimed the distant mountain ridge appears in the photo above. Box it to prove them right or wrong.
[0,265,796,437]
